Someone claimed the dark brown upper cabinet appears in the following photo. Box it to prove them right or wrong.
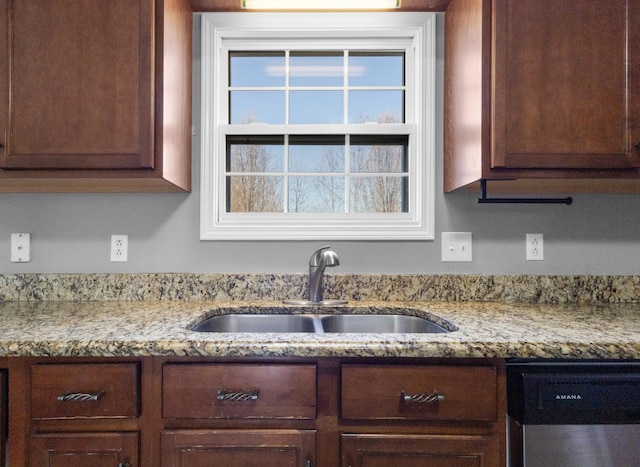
[445,0,640,193]
[0,0,192,192]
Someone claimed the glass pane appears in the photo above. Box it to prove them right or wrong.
[230,52,286,87]
[289,52,344,87]
[230,90,285,124]
[227,176,284,212]
[348,52,404,87]
[350,176,408,213]
[228,137,284,173]
[290,91,343,124]
[288,176,345,213]
[350,138,407,174]
[348,90,404,123]
[289,137,344,173]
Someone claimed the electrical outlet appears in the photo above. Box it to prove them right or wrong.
[526,233,544,261]
[442,232,473,262]
[110,234,128,262]
[11,233,31,262]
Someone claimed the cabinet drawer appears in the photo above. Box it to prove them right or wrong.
[163,364,316,419]
[341,364,497,422]
[31,363,140,420]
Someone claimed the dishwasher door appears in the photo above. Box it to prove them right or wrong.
[507,361,640,467]
[522,424,640,467]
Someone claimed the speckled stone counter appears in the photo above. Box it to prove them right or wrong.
[0,300,638,359]
[2,273,639,303]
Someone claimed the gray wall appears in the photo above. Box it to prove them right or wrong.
[1,14,639,275]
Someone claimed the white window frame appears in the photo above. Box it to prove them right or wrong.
[200,12,435,240]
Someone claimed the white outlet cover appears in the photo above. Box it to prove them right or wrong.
[526,233,544,261]
[442,232,472,262]
[110,234,128,262]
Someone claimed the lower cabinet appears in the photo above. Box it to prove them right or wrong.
[339,364,502,467]
[29,432,138,467]
[341,434,500,467]
[161,429,315,466]
[26,362,141,467]
[9,357,505,466]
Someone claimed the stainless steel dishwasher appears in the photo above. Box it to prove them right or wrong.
[507,360,640,467]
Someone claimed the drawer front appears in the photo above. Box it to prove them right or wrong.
[31,363,140,420]
[341,364,497,422]
[163,363,317,419]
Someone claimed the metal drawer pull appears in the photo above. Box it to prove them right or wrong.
[217,389,259,402]
[401,390,445,403]
[56,391,105,402]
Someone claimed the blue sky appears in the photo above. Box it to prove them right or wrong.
[229,52,404,124]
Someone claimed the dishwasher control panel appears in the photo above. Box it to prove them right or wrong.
[507,360,640,424]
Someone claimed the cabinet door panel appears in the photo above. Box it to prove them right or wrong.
[30,432,138,467]
[492,0,637,170]
[342,434,500,467]
[1,0,153,169]
[161,429,315,467]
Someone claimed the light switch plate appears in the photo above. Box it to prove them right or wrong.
[11,233,31,262]
[442,232,472,262]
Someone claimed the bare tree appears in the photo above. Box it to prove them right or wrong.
[349,110,406,213]
[229,114,282,212]
[313,146,345,212]
[288,158,311,212]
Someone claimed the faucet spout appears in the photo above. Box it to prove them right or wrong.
[308,245,340,303]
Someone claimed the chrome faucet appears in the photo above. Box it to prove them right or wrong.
[283,245,347,306]
[308,245,340,303]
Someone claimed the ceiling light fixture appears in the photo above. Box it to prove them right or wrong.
[241,0,401,11]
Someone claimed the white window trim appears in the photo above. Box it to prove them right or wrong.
[200,12,435,240]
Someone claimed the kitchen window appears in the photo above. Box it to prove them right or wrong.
[200,12,435,240]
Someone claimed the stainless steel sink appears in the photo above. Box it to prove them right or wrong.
[191,307,454,334]
[319,314,449,333]
[192,314,317,333]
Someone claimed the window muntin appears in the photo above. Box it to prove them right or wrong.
[225,135,408,214]
[229,51,405,125]
[201,13,435,240]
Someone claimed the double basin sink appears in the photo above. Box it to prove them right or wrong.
[192,306,455,334]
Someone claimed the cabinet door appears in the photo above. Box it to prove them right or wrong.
[342,434,500,467]
[492,0,640,170]
[161,429,315,467]
[0,0,153,170]
[30,432,138,467]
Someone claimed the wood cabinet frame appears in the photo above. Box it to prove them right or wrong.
[444,0,640,194]
[0,0,192,192]
[1,356,506,467]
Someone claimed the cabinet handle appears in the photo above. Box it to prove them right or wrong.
[56,391,104,402]
[118,462,131,467]
[216,389,259,401]
[401,390,445,404]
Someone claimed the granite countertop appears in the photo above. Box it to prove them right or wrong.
[0,300,639,359]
